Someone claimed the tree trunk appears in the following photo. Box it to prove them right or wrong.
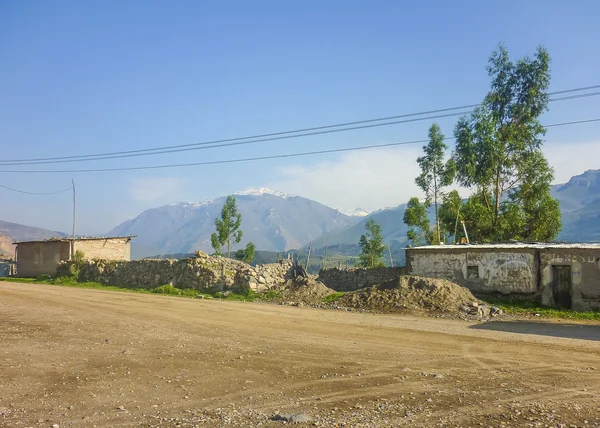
[494,167,502,225]
[227,239,230,259]
[434,174,440,244]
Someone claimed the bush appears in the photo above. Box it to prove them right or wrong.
[151,284,202,298]
[152,284,182,295]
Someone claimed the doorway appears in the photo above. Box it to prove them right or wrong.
[552,265,572,309]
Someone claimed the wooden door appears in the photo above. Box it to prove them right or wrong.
[552,265,572,309]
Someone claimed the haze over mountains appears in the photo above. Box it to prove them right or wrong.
[3,170,600,260]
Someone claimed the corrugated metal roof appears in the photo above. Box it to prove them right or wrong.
[408,242,600,250]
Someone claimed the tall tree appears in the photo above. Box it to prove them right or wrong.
[415,123,455,243]
[211,195,243,258]
[358,219,386,268]
[452,44,561,242]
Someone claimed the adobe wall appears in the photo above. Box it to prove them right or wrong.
[74,238,131,261]
[16,241,69,278]
[539,248,600,310]
[406,248,538,295]
[317,266,406,291]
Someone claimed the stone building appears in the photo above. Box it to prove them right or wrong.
[14,236,134,278]
[405,243,600,310]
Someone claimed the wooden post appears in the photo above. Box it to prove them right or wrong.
[453,204,461,244]
[71,179,76,259]
[305,241,312,272]
[461,220,470,244]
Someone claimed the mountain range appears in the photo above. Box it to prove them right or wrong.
[3,170,600,261]
[108,189,359,259]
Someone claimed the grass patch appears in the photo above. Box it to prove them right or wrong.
[480,295,600,321]
[257,290,283,301]
[322,291,345,303]
[216,290,257,301]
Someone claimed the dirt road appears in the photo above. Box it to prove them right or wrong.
[1,282,599,427]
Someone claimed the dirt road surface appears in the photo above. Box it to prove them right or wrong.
[1,282,599,427]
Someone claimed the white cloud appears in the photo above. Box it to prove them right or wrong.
[271,147,425,211]
[129,177,185,203]
[543,140,600,184]
[269,140,597,212]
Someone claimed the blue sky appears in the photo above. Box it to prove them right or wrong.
[1,0,600,234]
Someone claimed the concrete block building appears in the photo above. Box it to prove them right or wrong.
[405,243,600,311]
[14,236,134,278]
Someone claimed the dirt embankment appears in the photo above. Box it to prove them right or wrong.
[270,275,494,319]
[337,275,480,313]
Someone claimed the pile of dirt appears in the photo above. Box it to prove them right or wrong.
[269,277,336,303]
[338,275,480,314]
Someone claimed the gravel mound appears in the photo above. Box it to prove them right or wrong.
[338,275,480,314]
[270,277,336,303]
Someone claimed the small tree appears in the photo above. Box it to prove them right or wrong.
[234,242,256,264]
[211,195,243,258]
[358,219,386,268]
[403,197,435,246]
[415,123,455,243]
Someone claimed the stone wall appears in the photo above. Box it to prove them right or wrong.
[317,266,406,291]
[59,251,293,292]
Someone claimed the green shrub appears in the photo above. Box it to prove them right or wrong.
[322,291,345,303]
[151,284,182,295]
[36,274,52,282]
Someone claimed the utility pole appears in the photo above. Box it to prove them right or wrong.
[71,179,76,259]
[388,242,394,267]
[323,238,328,269]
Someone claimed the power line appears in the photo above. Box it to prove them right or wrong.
[1,84,599,166]
[0,183,71,195]
[1,117,598,174]
[0,111,472,166]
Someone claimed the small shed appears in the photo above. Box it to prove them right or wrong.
[405,243,600,311]
[14,236,135,278]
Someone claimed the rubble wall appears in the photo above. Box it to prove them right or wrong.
[317,266,406,291]
[58,252,293,292]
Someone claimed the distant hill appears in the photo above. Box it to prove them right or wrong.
[0,232,13,258]
[0,220,66,259]
[108,188,360,259]
[0,220,66,243]
[552,169,600,242]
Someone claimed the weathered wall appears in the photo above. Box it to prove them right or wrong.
[16,241,67,277]
[61,252,293,292]
[318,267,406,291]
[406,248,538,295]
[539,249,600,310]
[74,238,131,261]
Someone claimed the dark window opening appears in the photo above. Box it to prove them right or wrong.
[467,265,479,279]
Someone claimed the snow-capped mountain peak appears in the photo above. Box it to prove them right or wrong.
[339,207,371,217]
[169,201,211,208]
[234,188,294,199]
